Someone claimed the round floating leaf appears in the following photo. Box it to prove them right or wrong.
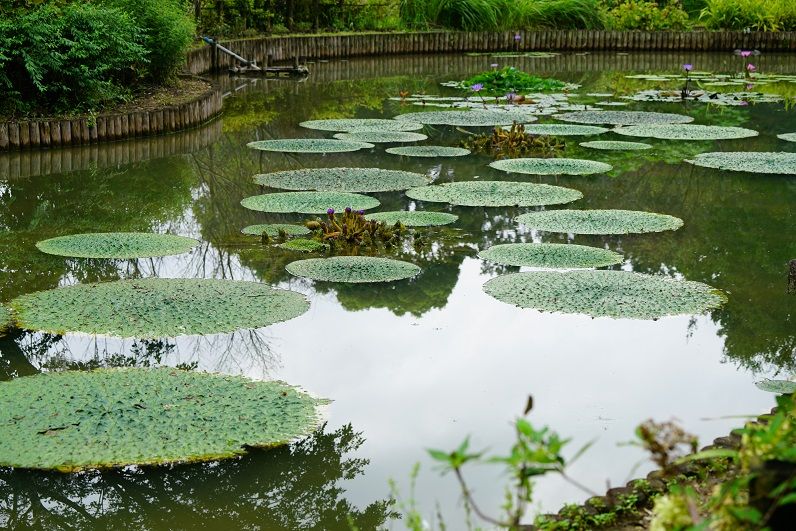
[755,379,796,394]
[489,158,612,176]
[778,133,796,142]
[35,233,199,259]
[511,124,609,136]
[516,209,683,235]
[394,110,538,127]
[246,139,373,153]
[333,131,428,143]
[254,168,430,193]
[478,243,623,268]
[0,368,325,470]
[241,192,380,214]
[10,278,309,338]
[553,110,694,126]
[483,270,726,319]
[614,124,759,140]
[385,146,471,158]
[686,152,796,175]
[241,224,310,237]
[406,181,582,207]
[580,140,652,151]
[286,256,420,283]
[277,239,328,253]
[365,211,458,227]
[299,118,424,132]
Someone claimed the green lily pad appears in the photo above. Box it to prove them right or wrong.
[286,256,421,283]
[254,168,430,193]
[277,239,328,253]
[364,211,458,227]
[685,152,796,175]
[241,192,380,214]
[10,278,309,338]
[489,158,612,176]
[299,118,424,132]
[483,270,726,319]
[35,233,199,259]
[580,141,652,151]
[246,139,373,153]
[553,110,694,126]
[778,133,796,142]
[394,110,537,127]
[405,181,582,207]
[516,209,683,234]
[613,124,759,140]
[478,243,623,268]
[755,379,796,394]
[241,224,311,237]
[510,124,609,136]
[0,368,326,471]
[333,131,428,143]
[385,146,472,157]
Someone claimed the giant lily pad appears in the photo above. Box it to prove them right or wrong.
[286,256,420,283]
[778,133,796,142]
[241,192,380,214]
[405,181,582,207]
[580,140,652,151]
[685,152,796,175]
[241,224,310,237]
[516,209,683,234]
[553,110,694,126]
[511,124,609,136]
[247,139,373,153]
[10,278,309,338]
[254,168,430,193]
[35,233,199,259]
[0,368,325,471]
[490,158,612,176]
[333,131,428,143]
[365,211,458,227]
[613,124,759,140]
[277,239,328,253]
[394,110,537,127]
[299,118,424,132]
[755,379,796,394]
[483,270,726,319]
[386,146,471,157]
[478,243,623,268]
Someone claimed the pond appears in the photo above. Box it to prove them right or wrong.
[1,51,795,529]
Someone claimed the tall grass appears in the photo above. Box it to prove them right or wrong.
[699,0,796,31]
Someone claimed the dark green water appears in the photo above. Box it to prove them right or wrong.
[0,51,794,529]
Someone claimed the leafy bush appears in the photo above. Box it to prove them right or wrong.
[601,0,690,30]
[699,0,796,31]
[458,66,569,94]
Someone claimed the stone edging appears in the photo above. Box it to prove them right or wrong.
[186,30,796,74]
[0,77,222,151]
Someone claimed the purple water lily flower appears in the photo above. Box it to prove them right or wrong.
[740,50,752,58]
[345,206,352,213]
[506,92,517,102]
[470,83,484,92]
[514,33,521,42]
[682,64,692,72]
[747,63,756,72]
[327,208,335,215]
[358,210,365,215]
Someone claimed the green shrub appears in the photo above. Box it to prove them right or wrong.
[602,0,690,30]
[699,0,796,31]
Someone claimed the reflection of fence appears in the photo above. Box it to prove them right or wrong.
[186,30,796,74]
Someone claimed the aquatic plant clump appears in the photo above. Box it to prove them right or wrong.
[489,157,612,176]
[755,379,796,394]
[394,110,537,127]
[241,224,310,237]
[299,118,423,132]
[35,233,199,259]
[483,270,726,319]
[333,131,428,143]
[254,168,431,193]
[405,181,583,207]
[478,243,623,268]
[553,110,694,126]
[241,192,380,214]
[613,124,759,141]
[685,152,796,175]
[246,139,373,153]
[454,67,569,95]
[286,256,421,283]
[365,211,458,227]
[516,209,683,235]
[10,278,310,338]
[0,368,326,471]
[385,146,471,157]
[464,123,566,159]
[580,140,652,151]
[511,124,609,136]
[277,239,329,253]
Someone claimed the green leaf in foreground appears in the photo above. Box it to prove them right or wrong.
[515,209,683,235]
[405,181,582,207]
[246,139,373,153]
[286,256,420,283]
[0,368,326,471]
[777,133,796,142]
[685,152,796,175]
[478,243,623,268]
[10,278,309,338]
[333,131,428,143]
[483,270,726,319]
[299,118,423,132]
[754,379,796,394]
[254,168,430,193]
[241,224,310,237]
[553,110,694,126]
[241,192,380,214]
[277,239,328,253]
[489,157,612,176]
[613,124,758,140]
[394,110,537,127]
[580,140,652,151]
[385,146,471,157]
[35,233,199,259]
[513,124,609,136]
[365,211,458,227]
[0,305,11,335]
